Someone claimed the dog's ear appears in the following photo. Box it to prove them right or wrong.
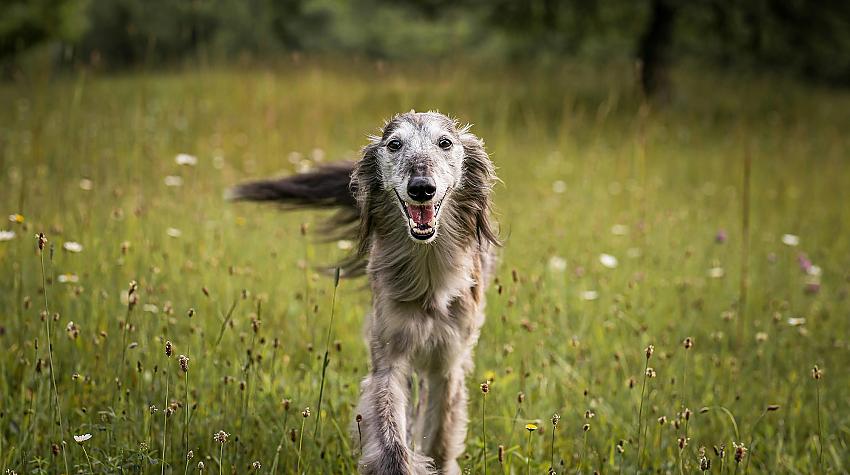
[459,130,501,247]
[351,142,382,259]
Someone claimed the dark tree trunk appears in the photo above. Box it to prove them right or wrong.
[638,0,677,100]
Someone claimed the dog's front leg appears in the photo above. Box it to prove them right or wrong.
[420,361,469,475]
[357,355,432,475]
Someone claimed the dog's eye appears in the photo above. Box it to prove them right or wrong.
[387,139,402,152]
[438,137,452,150]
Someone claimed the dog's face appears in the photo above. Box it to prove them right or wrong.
[374,112,465,243]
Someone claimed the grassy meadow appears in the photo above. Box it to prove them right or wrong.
[1,60,849,473]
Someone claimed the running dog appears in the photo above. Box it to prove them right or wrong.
[230,111,500,474]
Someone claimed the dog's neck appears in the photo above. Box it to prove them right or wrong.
[367,212,479,313]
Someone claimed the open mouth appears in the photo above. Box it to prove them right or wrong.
[395,190,443,241]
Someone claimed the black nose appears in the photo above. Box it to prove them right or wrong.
[407,176,437,202]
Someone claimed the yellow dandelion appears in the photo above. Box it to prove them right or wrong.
[525,423,538,432]
[8,214,24,223]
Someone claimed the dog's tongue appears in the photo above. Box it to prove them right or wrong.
[407,204,435,226]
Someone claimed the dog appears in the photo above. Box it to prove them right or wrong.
[230,111,499,474]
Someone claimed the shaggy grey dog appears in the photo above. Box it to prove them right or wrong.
[231,111,499,474]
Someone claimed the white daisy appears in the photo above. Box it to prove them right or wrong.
[581,290,599,301]
[599,253,618,269]
[781,234,800,246]
[610,224,629,236]
[548,256,567,272]
[63,241,83,253]
[175,153,198,166]
[551,180,567,194]
[74,433,92,443]
[143,304,159,314]
[787,317,806,326]
[58,274,80,283]
[0,230,15,241]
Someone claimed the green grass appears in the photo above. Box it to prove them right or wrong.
[1,60,849,474]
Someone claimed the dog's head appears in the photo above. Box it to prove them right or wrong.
[353,111,498,246]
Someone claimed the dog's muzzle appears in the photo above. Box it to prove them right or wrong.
[395,189,444,241]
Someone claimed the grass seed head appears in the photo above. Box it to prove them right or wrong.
[178,354,189,372]
[213,430,229,444]
[683,337,693,349]
[645,344,654,360]
[498,444,504,464]
[733,442,747,463]
[480,382,490,394]
[302,407,310,418]
[811,365,823,380]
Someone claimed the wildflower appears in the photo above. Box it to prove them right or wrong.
[611,224,629,235]
[79,178,94,190]
[767,404,780,411]
[551,413,560,426]
[213,430,229,444]
[517,392,525,404]
[713,445,725,458]
[645,345,654,359]
[187,308,195,318]
[551,180,566,193]
[582,423,590,432]
[166,227,182,238]
[715,229,727,243]
[355,414,362,423]
[700,454,711,471]
[198,461,205,471]
[811,365,823,380]
[599,253,618,269]
[683,337,693,349]
[187,450,194,460]
[252,461,261,470]
[498,445,505,464]
[164,176,184,187]
[9,214,25,223]
[781,234,800,246]
[584,410,595,419]
[616,440,625,454]
[0,230,15,241]
[787,317,806,326]
[175,153,198,166]
[480,382,489,393]
[755,332,768,343]
[678,437,689,449]
[178,355,189,373]
[645,368,656,378]
[708,266,725,278]
[548,256,567,272]
[282,399,291,411]
[525,423,538,432]
[657,416,667,425]
[165,341,173,357]
[57,274,79,283]
[581,290,599,301]
[74,433,92,443]
[63,241,83,253]
[302,407,311,418]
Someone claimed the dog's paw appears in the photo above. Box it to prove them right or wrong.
[409,452,437,475]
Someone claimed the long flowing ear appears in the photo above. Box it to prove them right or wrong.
[459,130,501,247]
[351,142,382,261]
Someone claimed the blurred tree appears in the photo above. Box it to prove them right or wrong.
[637,0,677,100]
[0,0,89,61]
